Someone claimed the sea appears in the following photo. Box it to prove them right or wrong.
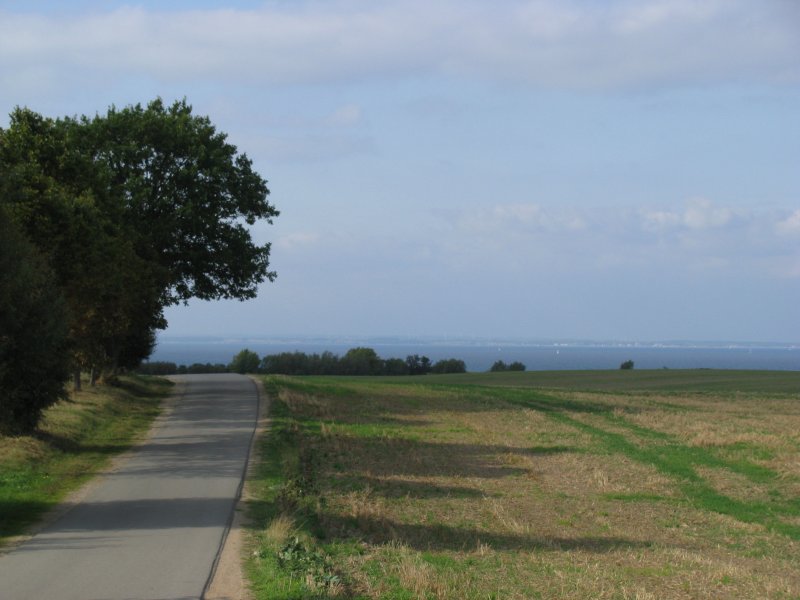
[149,336,800,372]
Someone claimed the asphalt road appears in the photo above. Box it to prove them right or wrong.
[0,374,258,600]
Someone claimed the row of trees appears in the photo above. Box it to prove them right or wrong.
[0,99,277,434]
[233,347,469,376]
[138,348,469,376]
[489,360,527,372]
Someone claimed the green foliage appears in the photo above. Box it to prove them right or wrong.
[83,98,278,304]
[620,360,635,370]
[277,537,340,590]
[430,358,467,374]
[0,210,71,434]
[178,363,229,374]
[136,361,178,375]
[259,348,443,376]
[0,98,277,402]
[405,354,432,375]
[341,347,383,375]
[230,348,261,374]
[490,360,526,372]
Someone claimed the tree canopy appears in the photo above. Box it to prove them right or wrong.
[0,210,71,433]
[0,98,277,429]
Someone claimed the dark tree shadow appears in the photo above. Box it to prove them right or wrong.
[319,512,652,553]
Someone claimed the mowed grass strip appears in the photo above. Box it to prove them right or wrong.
[0,375,170,544]
[247,372,800,599]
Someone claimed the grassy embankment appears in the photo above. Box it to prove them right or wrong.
[0,375,171,545]
[246,370,800,599]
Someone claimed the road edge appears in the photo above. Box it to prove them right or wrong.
[203,374,268,600]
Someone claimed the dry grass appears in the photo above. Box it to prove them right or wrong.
[255,376,800,599]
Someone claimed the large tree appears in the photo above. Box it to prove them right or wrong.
[1,99,278,382]
[0,108,163,386]
[82,98,279,306]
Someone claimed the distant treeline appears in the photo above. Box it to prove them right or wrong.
[138,347,470,376]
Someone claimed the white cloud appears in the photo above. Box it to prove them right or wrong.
[275,232,321,251]
[682,197,733,229]
[641,198,734,231]
[776,209,800,236]
[457,203,587,236]
[0,0,797,91]
[325,104,363,127]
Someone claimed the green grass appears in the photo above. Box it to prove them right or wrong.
[0,375,170,544]
[246,371,800,599]
[375,369,800,394]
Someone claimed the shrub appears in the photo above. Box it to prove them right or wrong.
[620,360,635,370]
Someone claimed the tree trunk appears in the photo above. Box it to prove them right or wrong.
[90,367,98,386]
[73,370,82,392]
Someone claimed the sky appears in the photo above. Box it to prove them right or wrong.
[1,0,798,343]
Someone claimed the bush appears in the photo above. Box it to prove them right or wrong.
[620,360,635,370]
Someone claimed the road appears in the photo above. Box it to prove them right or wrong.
[0,374,258,600]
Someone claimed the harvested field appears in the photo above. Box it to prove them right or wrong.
[246,371,800,599]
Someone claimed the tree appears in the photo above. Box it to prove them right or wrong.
[490,360,508,372]
[341,347,383,375]
[405,354,432,375]
[620,360,635,370]
[0,99,278,381]
[383,358,409,375]
[430,358,467,374]
[508,361,526,371]
[0,107,165,385]
[82,98,279,306]
[230,349,261,374]
[0,210,71,434]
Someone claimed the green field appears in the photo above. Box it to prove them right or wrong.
[246,370,800,599]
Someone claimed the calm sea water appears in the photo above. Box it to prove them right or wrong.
[150,337,799,372]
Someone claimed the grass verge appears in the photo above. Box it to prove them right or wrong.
[246,371,800,599]
[0,374,171,544]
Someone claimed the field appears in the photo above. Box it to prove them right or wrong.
[0,375,170,545]
[246,370,800,599]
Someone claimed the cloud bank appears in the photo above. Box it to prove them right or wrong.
[1,0,798,90]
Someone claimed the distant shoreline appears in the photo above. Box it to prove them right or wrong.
[150,336,799,372]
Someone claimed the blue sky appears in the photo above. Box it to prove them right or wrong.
[2,0,798,342]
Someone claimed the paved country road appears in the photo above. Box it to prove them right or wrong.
[0,374,258,600]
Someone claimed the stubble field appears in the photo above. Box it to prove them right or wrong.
[247,370,800,599]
